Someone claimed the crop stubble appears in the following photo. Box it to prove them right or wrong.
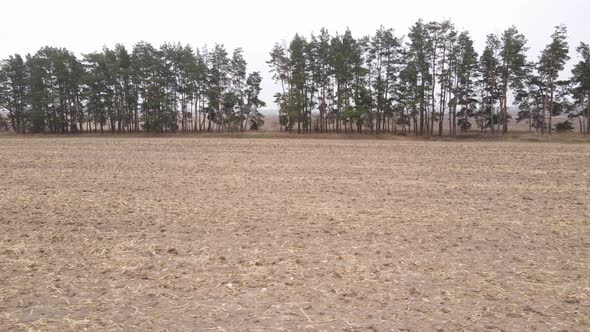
[0,137,589,331]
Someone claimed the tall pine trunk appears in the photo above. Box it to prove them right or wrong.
[548,65,555,134]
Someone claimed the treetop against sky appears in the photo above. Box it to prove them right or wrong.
[1,1,589,136]
[1,0,589,109]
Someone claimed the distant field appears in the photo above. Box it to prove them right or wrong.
[1,137,589,330]
[260,113,585,134]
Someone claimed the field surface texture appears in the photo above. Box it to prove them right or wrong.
[1,137,589,331]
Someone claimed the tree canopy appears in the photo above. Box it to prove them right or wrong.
[0,42,265,133]
[269,21,589,136]
[2,20,590,136]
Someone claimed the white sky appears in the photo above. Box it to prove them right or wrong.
[2,0,589,110]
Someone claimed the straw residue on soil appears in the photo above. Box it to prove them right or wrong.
[1,137,589,331]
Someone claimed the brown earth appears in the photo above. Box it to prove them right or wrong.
[1,137,589,331]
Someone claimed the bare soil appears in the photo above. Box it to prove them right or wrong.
[1,137,589,331]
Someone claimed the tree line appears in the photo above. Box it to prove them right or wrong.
[2,20,590,136]
[268,20,590,136]
[0,43,265,134]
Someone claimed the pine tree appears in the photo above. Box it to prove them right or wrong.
[479,34,501,133]
[498,26,528,134]
[407,20,431,135]
[571,42,590,135]
[452,31,479,135]
[515,69,545,132]
[539,25,570,133]
[289,34,307,133]
[245,72,266,130]
[0,54,29,133]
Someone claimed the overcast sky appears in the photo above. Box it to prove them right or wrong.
[2,0,589,110]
